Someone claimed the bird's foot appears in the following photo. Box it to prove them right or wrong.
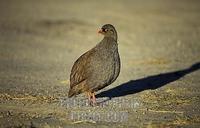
[86,92,97,106]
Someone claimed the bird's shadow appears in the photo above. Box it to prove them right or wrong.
[96,62,200,99]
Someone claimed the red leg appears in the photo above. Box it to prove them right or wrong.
[91,92,96,105]
[86,92,92,105]
[86,92,91,101]
[86,92,96,106]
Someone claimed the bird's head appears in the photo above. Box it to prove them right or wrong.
[98,24,117,41]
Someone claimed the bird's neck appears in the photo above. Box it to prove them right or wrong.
[103,36,117,44]
[104,34,117,42]
[97,37,118,50]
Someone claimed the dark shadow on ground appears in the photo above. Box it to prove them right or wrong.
[96,62,200,99]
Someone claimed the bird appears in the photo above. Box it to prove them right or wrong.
[68,24,120,105]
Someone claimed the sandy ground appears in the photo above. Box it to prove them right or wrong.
[0,0,200,127]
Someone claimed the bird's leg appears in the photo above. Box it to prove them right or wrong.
[86,92,92,105]
[91,92,96,106]
[87,92,91,101]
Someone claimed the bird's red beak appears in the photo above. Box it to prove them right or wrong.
[98,29,104,35]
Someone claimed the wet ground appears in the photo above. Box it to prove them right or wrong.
[0,0,200,127]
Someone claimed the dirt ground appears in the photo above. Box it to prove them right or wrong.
[0,0,200,127]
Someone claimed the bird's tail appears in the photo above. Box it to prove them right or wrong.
[68,88,77,98]
[68,80,86,98]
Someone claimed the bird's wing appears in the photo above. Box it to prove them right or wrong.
[70,50,92,88]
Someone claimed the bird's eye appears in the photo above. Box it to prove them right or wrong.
[102,28,108,32]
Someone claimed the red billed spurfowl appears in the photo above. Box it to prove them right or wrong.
[68,24,120,105]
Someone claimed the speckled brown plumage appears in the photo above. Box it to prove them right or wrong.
[68,24,120,104]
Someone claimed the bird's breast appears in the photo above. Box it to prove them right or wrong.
[87,49,120,87]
